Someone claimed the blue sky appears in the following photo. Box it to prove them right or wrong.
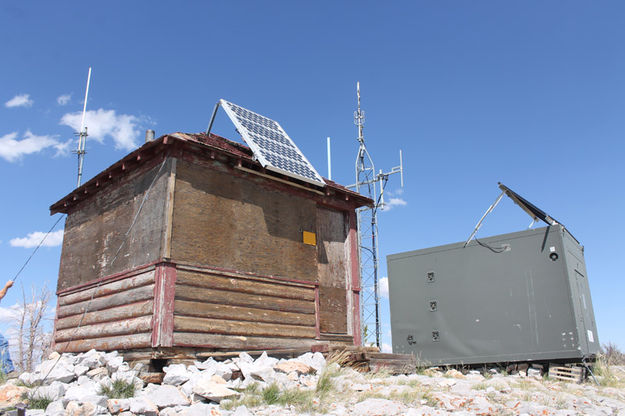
[1,2,623,352]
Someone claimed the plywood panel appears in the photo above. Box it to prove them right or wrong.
[174,316,315,339]
[176,270,314,301]
[175,285,314,314]
[170,160,317,281]
[316,207,348,288]
[58,161,172,291]
[319,286,348,334]
[174,300,315,326]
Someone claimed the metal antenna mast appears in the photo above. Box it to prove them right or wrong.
[351,82,403,347]
[74,67,92,188]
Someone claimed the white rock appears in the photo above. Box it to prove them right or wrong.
[73,365,89,377]
[352,399,406,416]
[179,402,223,416]
[295,352,326,372]
[107,398,131,413]
[64,383,100,402]
[30,381,67,401]
[232,405,253,416]
[106,355,124,373]
[80,350,105,369]
[163,363,191,385]
[44,400,65,416]
[86,367,108,380]
[192,379,240,403]
[25,409,44,416]
[141,383,190,408]
[129,397,159,416]
[159,408,180,416]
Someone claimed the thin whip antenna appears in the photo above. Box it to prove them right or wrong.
[76,67,92,188]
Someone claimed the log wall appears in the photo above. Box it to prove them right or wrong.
[172,266,319,350]
[54,267,156,352]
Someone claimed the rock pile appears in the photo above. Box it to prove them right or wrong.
[1,349,326,416]
[1,350,624,416]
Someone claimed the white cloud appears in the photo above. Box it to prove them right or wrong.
[0,131,68,162]
[60,108,141,151]
[10,230,64,248]
[382,197,407,211]
[57,94,71,106]
[379,276,389,298]
[5,94,33,108]
[0,303,22,323]
[381,343,392,353]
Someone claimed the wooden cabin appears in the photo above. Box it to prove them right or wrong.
[50,132,372,359]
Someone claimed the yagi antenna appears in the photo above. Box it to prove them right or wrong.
[74,67,92,188]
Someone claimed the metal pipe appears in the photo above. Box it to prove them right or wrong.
[206,101,221,135]
[464,191,505,248]
[327,137,332,180]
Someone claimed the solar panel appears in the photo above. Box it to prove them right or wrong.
[220,99,325,187]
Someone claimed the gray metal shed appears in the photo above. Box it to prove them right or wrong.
[388,198,600,366]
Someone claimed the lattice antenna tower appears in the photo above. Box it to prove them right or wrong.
[74,67,92,188]
[352,82,403,347]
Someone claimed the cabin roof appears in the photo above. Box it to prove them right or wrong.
[50,132,373,215]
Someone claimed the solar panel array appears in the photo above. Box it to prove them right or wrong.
[220,99,325,186]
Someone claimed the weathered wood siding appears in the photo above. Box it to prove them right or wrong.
[57,160,172,292]
[55,269,155,352]
[170,159,318,281]
[316,207,349,334]
[172,267,318,350]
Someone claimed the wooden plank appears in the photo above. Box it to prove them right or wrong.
[57,284,154,318]
[319,286,348,334]
[55,315,152,342]
[161,158,177,259]
[58,271,155,306]
[174,331,318,350]
[174,316,316,339]
[175,284,315,314]
[174,300,315,326]
[55,333,152,353]
[152,264,177,347]
[176,270,315,301]
[56,300,153,330]
[549,366,584,383]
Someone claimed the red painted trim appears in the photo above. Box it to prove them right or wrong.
[151,265,164,347]
[314,287,321,339]
[151,262,177,348]
[57,260,160,296]
[348,210,362,345]
[51,299,60,351]
[160,264,177,347]
[176,263,318,288]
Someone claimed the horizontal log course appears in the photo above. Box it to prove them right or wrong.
[55,333,152,353]
[174,332,318,351]
[55,315,152,342]
[56,300,153,330]
[174,300,315,327]
[58,270,155,306]
[175,285,315,314]
[176,270,315,301]
[174,316,315,339]
[57,285,154,318]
